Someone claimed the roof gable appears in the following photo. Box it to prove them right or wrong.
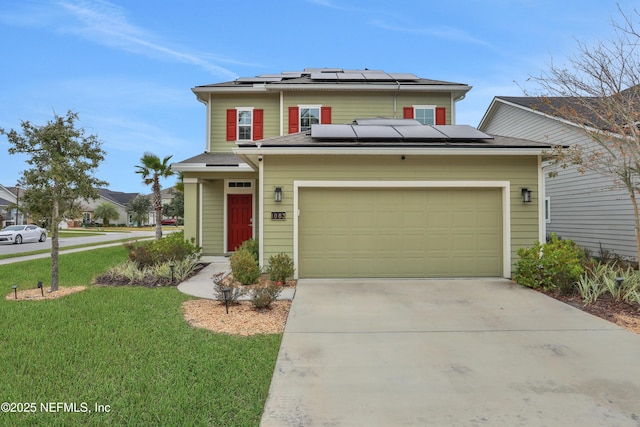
[97,189,139,206]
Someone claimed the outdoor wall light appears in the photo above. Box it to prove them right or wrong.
[222,287,231,314]
[12,285,17,299]
[274,186,283,203]
[521,188,532,203]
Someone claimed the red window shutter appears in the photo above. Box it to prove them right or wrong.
[226,109,236,141]
[435,107,446,125]
[288,106,299,133]
[253,109,263,140]
[403,107,414,119]
[320,106,332,124]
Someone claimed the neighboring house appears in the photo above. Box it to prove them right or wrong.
[173,68,551,279]
[0,184,24,226]
[478,96,637,260]
[81,189,139,226]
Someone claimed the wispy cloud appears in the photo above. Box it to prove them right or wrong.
[304,0,344,9]
[56,0,238,78]
[371,20,493,48]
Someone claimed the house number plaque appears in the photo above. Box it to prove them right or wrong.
[271,212,286,221]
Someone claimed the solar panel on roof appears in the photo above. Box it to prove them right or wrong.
[394,125,448,139]
[304,68,344,73]
[362,72,394,81]
[388,73,419,81]
[353,125,402,138]
[311,124,357,138]
[236,77,283,82]
[435,125,493,140]
[311,72,339,80]
[337,73,367,80]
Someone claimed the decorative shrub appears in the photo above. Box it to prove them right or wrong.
[212,271,246,303]
[124,231,201,268]
[236,238,259,262]
[94,259,199,287]
[513,233,586,294]
[266,253,295,284]
[230,248,261,285]
[578,263,640,305]
[250,282,282,309]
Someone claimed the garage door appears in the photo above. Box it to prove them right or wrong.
[298,187,502,278]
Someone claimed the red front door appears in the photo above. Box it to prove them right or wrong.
[227,194,253,251]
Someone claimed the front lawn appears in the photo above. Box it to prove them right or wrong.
[0,246,281,426]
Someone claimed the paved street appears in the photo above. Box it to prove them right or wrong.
[0,230,155,257]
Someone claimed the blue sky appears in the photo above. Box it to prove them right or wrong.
[0,0,635,194]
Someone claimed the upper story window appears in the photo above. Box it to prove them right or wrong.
[404,105,447,125]
[226,108,263,141]
[413,106,435,125]
[237,108,253,140]
[300,106,320,131]
[288,106,332,133]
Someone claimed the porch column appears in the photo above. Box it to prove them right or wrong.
[183,177,202,246]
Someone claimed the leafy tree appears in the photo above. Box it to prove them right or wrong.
[0,111,107,291]
[14,189,83,228]
[127,194,152,227]
[93,201,120,226]
[162,189,184,219]
[174,171,184,193]
[532,6,640,263]
[135,152,173,240]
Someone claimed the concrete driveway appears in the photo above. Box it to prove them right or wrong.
[261,279,640,427]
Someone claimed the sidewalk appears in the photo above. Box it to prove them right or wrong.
[177,256,296,301]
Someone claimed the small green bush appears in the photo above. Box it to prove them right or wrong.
[124,231,201,268]
[230,249,261,285]
[266,253,295,284]
[250,282,282,309]
[212,271,246,303]
[236,238,259,262]
[513,233,586,294]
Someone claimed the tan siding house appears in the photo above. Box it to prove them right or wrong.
[173,69,550,278]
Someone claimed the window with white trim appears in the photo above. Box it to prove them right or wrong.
[300,106,320,131]
[237,108,253,140]
[413,106,436,125]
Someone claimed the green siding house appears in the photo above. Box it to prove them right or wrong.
[172,68,551,279]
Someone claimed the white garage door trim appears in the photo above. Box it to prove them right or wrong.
[293,180,511,279]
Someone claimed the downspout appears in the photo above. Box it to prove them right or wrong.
[453,93,466,125]
[393,80,401,118]
[279,91,284,136]
[258,152,264,267]
[207,94,212,150]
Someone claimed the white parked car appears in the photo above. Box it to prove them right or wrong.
[0,225,48,244]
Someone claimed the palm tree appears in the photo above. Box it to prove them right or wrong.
[93,202,120,226]
[135,152,173,240]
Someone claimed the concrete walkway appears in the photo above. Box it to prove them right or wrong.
[177,256,296,300]
[261,279,640,427]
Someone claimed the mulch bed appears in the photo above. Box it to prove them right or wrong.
[540,289,640,334]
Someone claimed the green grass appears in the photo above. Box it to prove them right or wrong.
[0,247,281,426]
[0,237,151,261]
[57,231,105,237]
